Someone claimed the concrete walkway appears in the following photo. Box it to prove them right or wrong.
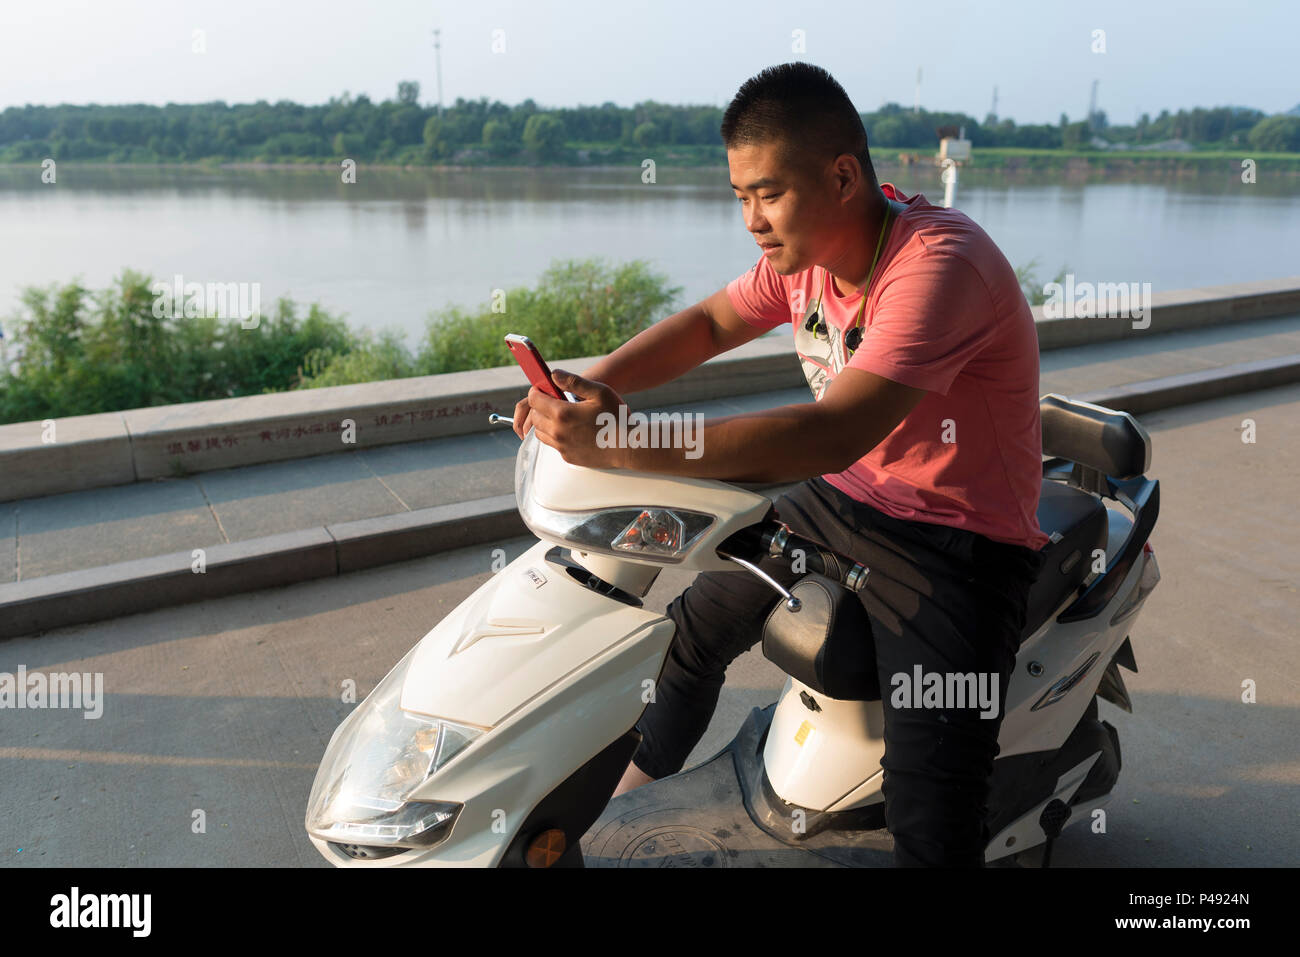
[4,311,1300,584]
[2,314,1300,639]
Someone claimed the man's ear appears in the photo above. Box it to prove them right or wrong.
[830,153,863,204]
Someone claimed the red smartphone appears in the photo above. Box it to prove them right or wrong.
[505,334,573,401]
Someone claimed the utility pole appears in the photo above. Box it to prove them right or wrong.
[914,67,921,115]
[1087,79,1098,131]
[432,28,444,117]
[990,85,998,123]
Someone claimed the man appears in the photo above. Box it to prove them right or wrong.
[512,62,1050,867]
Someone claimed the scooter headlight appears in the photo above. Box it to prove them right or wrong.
[521,500,714,563]
[513,427,714,562]
[306,645,486,849]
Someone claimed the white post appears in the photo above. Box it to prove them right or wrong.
[941,158,958,208]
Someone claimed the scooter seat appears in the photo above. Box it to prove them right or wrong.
[762,486,1110,691]
[1018,479,1108,644]
[762,573,880,701]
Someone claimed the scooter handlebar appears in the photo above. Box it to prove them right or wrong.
[719,520,869,593]
[762,524,870,592]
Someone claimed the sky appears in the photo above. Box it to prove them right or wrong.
[0,0,1295,125]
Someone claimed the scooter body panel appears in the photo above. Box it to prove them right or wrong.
[762,504,1152,819]
[985,753,1104,861]
[763,678,886,811]
[526,438,774,573]
[998,506,1147,757]
[309,540,674,867]
[398,541,666,729]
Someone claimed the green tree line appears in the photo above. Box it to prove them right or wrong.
[0,253,1078,424]
[0,258,680,424]
[3,82,1297,165]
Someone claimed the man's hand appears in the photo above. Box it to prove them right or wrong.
[522,369,627,468]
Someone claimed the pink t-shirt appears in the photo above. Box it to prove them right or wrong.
[726,183,1050,551]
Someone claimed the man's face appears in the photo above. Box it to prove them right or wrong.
[727,139,843,275]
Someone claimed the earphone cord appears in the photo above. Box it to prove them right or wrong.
[815,198,897,334]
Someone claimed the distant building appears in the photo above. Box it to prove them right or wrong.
[1133,138,1194,152]
[935,124,971,164]
[938,136,971,162]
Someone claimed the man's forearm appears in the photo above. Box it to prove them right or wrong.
[580,302,721,396]
[614,403,861,484]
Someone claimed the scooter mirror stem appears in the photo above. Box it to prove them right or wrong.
[488,413,524,439]
[720,552,801,613]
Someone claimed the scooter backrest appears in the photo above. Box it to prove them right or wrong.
[762,573,879,702]
[1041,393,1152,479]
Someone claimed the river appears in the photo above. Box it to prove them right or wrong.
[1,163,1296,343]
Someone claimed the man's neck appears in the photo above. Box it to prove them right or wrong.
[826,188,894,298]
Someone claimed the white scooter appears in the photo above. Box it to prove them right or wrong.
[305,393,1160,867]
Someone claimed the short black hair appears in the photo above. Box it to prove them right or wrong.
[721,62,872,180]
